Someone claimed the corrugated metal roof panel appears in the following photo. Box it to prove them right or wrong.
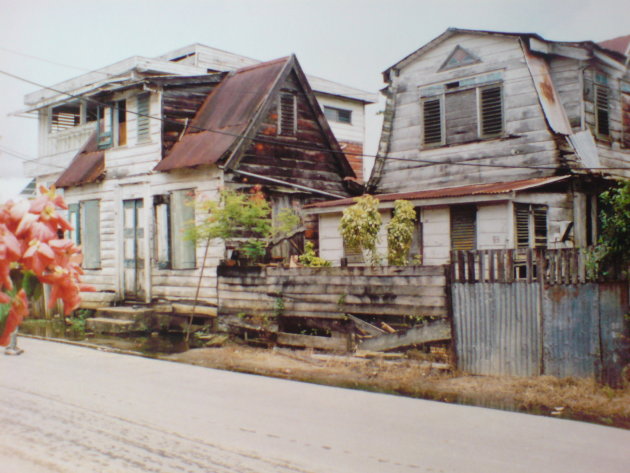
[55,132,105,188]
[155,57,289,172]
[598,35,630,56]
[306,176,571,209]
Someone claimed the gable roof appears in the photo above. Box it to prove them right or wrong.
[598,35,630,56]
[155,55,354,179]
[55,132,105,188]
[384,28,627,82]
[155,57,289,171]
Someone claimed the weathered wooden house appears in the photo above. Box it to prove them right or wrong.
[309,28,630,265]
[23,53,366,310]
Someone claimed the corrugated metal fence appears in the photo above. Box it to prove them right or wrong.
[451,249,628,385]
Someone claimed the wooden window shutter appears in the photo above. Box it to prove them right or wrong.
[422,98,442,145]
[595,84,610,137]
[81,200,101,269]
[170,189,196,269]
[450,206,476,250]
[278,92,296,136]
[445,89,477,144]
[68,203,80,244]
[480,86,503,137]
[515,203,530,249]
[137,93,151,143]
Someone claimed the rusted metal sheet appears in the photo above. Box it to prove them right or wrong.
[568,130,602,169]
[306,176,570,210]
[596,283,629,386]
[155,57,290,171]
[452,282,541,376]
[524,48,572,135]
[55,132,105,188]
[543,284,600,378]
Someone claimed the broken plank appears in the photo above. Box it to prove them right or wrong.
[358,319,451,352]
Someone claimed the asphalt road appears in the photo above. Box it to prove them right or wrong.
[1,338,628,473]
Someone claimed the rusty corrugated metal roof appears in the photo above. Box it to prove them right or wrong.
[155,57,289,172]
[55,132,105,188]
[306,176,571,209]
[598,35,630,56]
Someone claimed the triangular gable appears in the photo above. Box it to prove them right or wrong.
[438,45,480,71]
[156,55,355,184]
[223,55,354,180]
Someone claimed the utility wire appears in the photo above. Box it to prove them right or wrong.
[1,68,629,173]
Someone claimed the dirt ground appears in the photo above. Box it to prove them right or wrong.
[164,343,630,429]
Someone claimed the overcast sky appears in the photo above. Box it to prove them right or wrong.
[0,0,628,182]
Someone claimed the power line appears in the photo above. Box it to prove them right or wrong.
[0,46,112,77]
[1,68,629,174]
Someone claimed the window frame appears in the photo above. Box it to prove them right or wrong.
[323,105,352,125]
[421,95,445,146]
[450,205,477,251]
[154,189,196,270]
[478,84,504,139]
[136,92,151,144]
[514,203,548,249]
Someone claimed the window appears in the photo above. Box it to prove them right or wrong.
[97,105,114,149]
[324,106,352,124]
[421,74,503,147]
[515,204,547,249]
[117,100,127,146]
[450,206,476,251]
[622,89,630,149]
[422,97,443,145]
[278,92,296,136]
[595,84,610,138]
[154,189,196,270]
[137,93,151,143]
[50,103,81,133]
[479,86,503,137]
[68,200,101,269]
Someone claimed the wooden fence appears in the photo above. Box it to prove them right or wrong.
[217,265,448,321]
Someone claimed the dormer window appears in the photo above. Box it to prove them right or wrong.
[278,91,297,136]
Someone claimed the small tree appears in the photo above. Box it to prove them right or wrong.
[299,241,331,267]
[591,180,630,278]
[339,195,382,265]
[387,200,416,266]
[191,186,300,263]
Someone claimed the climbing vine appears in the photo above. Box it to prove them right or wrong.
[339,195,382,265]
[386,200,416,266]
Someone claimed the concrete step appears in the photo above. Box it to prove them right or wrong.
[95,306,153,321]
[86,317,143,335]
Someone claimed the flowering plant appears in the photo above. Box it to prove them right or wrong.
[0,186,93,346]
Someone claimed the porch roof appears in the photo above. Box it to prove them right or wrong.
[305,175,571,212]
[55,132,105,188]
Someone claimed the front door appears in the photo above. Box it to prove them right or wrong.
[123,199,145,300]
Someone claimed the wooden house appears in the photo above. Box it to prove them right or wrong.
[308,28,630,265]
[24,55,361,309]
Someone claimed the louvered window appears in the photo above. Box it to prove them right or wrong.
[595,84,610,137]
[137,93,151,143]
[278,92,296,136]
[422,97,443,145]
[515,203,547,249]
[450,206,476,251]
[480,85,503,137]
[50,104,81,133]
[622,92,630,149]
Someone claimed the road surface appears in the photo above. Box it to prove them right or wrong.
[1,338,628,473]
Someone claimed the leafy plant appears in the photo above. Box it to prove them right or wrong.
[339,195,382,265]
[387,200,416,266]
[590,181,630,278]
[298,241,331,267]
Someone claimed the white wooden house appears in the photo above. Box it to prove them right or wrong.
[308,28,630,265]
[23,53,366,310]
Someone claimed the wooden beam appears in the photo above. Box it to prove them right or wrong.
[358,319,451,352]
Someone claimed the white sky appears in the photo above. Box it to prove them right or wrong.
[0,0,628,182]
